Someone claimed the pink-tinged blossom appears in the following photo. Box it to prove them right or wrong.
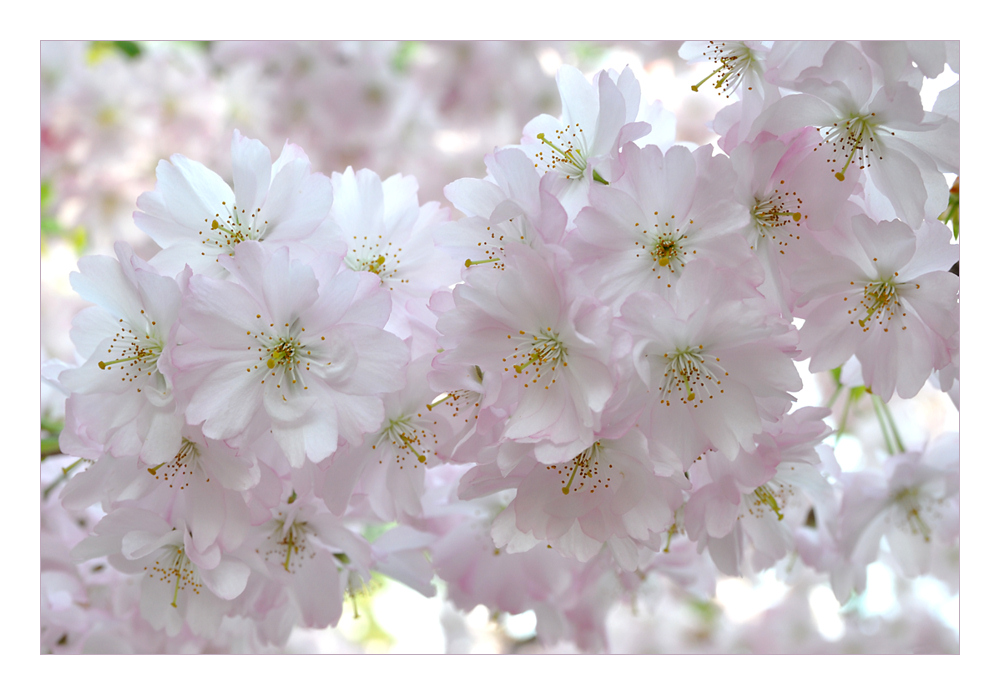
[72,508,250,638]
[172,241,408,467]
[429,496,575,618]
[768,41,958,91]
[517,65,651,219]
[434,243,616,461]
[617,260,801,471]
[327,166,453,354]
[61,428,257,564]
[679,41,777,144]
[683,407,833,575]
[62,425,259,510]
[838,434,958,580]
[794,215,958,400]
[571,142,755,309]
[238,495,372,632]
[134,129,333,276]
[727,128,861,315]
[438,146,569,271]
[752,41,958,228]
[858,41,959,87]
[489,427,687,571]
[424,319,490,464]
[931,332,959,409]
[60,242,185,464]
[319,356,452,522]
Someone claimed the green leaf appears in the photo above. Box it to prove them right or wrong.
[41,181,53,210]
[391,41,420,73]
[41,217,61,235]
[88,40,142,62]
[112,41,142,58]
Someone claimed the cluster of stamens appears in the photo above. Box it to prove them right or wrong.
[465,216,527,271]
[146,439,205,490]
[746,483,790,521]
[815,113,893,181]
[750,184,804,252]
[345,234,406,287]
[534,126,593,180]
[892,488,943,542]
[427,389,481,426]
[632,211,694,280]
[145,545,202,608]
[690,41,757,97]
[845,273,908,333]
[244,316,331,396]
[545,442,617,495]
[373,414,438,470]
[259,517,314,573]
[502,328,568,391]
[658,346,727,408]
[97,312,162,391]
[199,202,269,258]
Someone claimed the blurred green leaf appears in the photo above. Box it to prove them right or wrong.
[571,42,607,67]
[112,41,142,58]
[88,40,142,63]
[688,598,720,624]
[391,41,420,73]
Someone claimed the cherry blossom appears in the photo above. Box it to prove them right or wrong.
[173,241,409,467]
[794,215,958,400]
[135,130,333,276]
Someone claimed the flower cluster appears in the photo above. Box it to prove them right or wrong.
[44,41,958,653]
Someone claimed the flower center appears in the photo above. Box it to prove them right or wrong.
[246,317,332,393]
[817,113,893,181]
[846,278,906,333]
[690,41,759,97]
[633,211,695,280]
[545,442,616,495]
[750,483,787,521]
[464,216,535,271]
[427,388,481,418]
[892,488,938,542]
[200,201,269,257]
[145,545,202,608]
[503,328,568,389]
[146,438,203,490]
[263,517,314,573]
[97,312,163,388]
[345,239,405,287]
[750,188,803,250]
[374,414,437,468]
[534,126,593,180]
[658,346,727,408]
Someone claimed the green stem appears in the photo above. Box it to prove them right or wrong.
[825,382,844,410]
[870,396,891,453]
[41,437,62,458]
[873,394,905,453]
[40,418,64,435]
[42,458,85,499]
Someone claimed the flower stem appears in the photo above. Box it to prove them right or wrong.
[42,458,86,499]
[874,394,905,453]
